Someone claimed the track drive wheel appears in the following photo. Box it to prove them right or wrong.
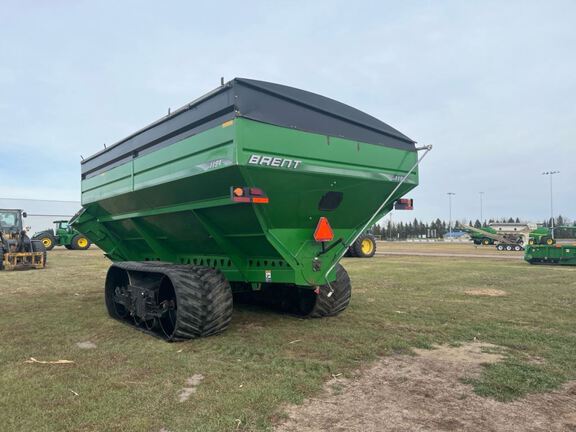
[250,264,352,318]
[71,235,91,250]
[353,234,377,258]
[307,264,352,317]
[105,263,233,341]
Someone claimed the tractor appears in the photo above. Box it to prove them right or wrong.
[33,220,91,251]
[0,209,46,270]
[345,231,377,258]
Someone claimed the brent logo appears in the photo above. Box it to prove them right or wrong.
[248,154,302,169]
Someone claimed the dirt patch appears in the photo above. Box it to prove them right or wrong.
[414,342,505,367]
[465,288,508,297]
[76,341,97,349]
[275,343,576,432]
[177,374,205,402]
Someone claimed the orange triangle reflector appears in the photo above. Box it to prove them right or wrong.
[314,217,334,242]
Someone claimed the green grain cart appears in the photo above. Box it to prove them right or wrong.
[72,78,429,340]
[524,244,576,265]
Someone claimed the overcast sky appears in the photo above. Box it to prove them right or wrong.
[1,0,574,224]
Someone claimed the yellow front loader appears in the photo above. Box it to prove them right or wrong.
[0,209,46,271]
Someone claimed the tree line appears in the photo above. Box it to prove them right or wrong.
[372,215,573,240]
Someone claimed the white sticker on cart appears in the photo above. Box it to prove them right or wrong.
[248,154,302,169]
[265,270,272,282]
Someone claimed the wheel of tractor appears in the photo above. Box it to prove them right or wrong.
[473,240,481,245]
[105,262,233,341]
[64,245,73,250]
[545,237,555,245]
[528,239,535,245]
[482,238,490,246]
[71,234,91,250]
[352,234,376,258]
[36,233,56,250]
[31,240,47,267]
[496,244,504,251]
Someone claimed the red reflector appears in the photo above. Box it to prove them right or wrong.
[252,197,269,204]
[394,198,414,210]
[314,217,334,242]
[232,196,251,203]
[250,187,264,196]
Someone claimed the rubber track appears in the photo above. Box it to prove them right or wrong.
[108,262,233,341]
[307,264,351,318]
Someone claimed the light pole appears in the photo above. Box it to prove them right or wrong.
[542,171,560,238]
[479,192,484,225]
[447,192,455,239]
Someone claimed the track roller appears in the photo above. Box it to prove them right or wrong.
[105,262,233,341]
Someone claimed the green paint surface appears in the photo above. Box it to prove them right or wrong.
[74,118,419,285]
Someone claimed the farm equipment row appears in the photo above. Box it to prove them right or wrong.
[464,225,525,251]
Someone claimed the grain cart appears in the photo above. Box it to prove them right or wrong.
[72,78,430,340]
[525,244,576,265]
[0,209,46,270]
[33,220,92,250]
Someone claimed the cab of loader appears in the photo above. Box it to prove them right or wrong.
[0,209,46,271]
[0,209,24,233]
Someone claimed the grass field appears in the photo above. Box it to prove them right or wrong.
[1,245,575,431]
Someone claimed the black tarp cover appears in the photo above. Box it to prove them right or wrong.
[82,78,416,177]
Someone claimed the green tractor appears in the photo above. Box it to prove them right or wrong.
[345,231,377,258]
[528,227,555,245]
[33,220,92,251]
